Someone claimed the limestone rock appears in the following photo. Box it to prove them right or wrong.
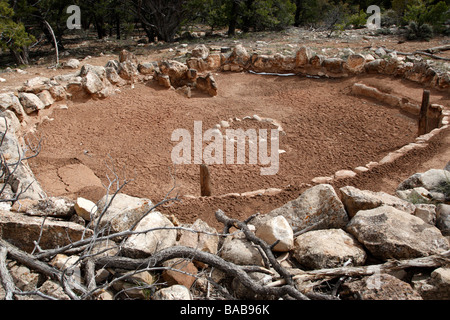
[220,237,264,266]
[138,62,158,75]
[413,204,436,225]
[255,215,294,252]
[227,44,250,66]
[118,60,138,80]
[0,210,93,253]
[79,64,106,81]
[177,219,219,260]
[8,263,41,292]
[74,197,98,221]
[436,204,450,236]
[105,67,126,86]
[112,270,154,299]
[11,197,75,218]
[157,73,171,88]
[340,273,422,300]
[253,184,348,233]
[295,46,312,67]
[118,49,139,65]
[346,205,449,261]
[158,60,188,87]
[293,229,367,270]
[152,285,192,300]
[21,76,52,93]
[340,185,416,218]
[37,90,54,107]
[196,73,218,96]
[48,85,67,101]
[122,211,177,258]
[322,57,344,74]
[162,258,198,288]
[63,59,80,69]
[0,92,26,116]
[344,54,366,74]
[400,169,450,190]
[191,44,209,59]
[416,267,450,300]
[95,193,156,234]
[39,280,71,300]
[18,92,45,114]
[82,70,105,94]
[0,110,21,134]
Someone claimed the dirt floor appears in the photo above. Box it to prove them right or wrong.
[26,71,449,231]
[2,28,450,231]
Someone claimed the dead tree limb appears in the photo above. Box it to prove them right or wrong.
[0,239,88,296]
[384,47,450,61]
[268,249,450,287]
[0,245,15,300]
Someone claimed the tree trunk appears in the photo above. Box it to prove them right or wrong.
[116,14,121,40]
[294,0,304,27]
[228,0,239,36]
[11,47,30,65]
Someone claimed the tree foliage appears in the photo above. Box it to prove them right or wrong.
[1,0,450,66]
[0,0,35,65]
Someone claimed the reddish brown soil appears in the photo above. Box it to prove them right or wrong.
[27,71,450,230]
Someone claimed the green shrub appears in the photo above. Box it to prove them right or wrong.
[405,21,433,40]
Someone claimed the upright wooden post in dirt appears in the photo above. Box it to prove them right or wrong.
[418,89,430,136]
[200,164,212,197]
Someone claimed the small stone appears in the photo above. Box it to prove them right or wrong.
[74,197,98,221]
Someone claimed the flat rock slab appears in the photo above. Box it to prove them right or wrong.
[0,210,92,253]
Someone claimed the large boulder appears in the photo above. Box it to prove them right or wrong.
[346,205,449,261]
[253,184,349,233]
[340,185,416,218]
[122,211,177,258]
[293,228,367,270]
[94,193,156,234]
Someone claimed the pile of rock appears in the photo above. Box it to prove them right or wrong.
[0,165,449,300]
[185,43,449,90]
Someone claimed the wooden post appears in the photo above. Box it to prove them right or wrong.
[418,89,430,136]
[200,164,212,197]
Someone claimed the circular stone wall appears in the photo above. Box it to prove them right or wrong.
[29,72,419,204]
